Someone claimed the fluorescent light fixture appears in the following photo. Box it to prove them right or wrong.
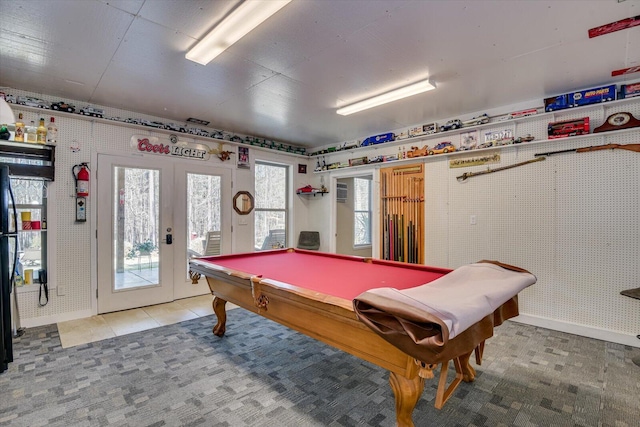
[186,0,293,65]
[336,79,436,116]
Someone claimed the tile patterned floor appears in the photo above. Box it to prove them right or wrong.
[56,294,233,348]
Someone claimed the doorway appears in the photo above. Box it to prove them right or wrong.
[96,154,231,314]
[335,174,373,257]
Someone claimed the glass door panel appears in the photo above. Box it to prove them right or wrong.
[172,162,231,300]
[186,173,221,259]
[98,154,232,312]
[97,154,173,314]
[113,166,160,290]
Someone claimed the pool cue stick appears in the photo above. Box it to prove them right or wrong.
[416,178,420,263]
[408,177,411,264]
[402,173,406,262]
[385,171,389,260]
[383,172,388,260]
[402,175,406,262]
[407,178,413,262]
[393,171,397,261]
[412,177,417,263]
[398,172,402,261]
[382,172,386,259]
[388,172,394,261]
[418,177,423,263]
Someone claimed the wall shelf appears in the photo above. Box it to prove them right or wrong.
[297,190,328,197]
[311,95,640,163]
[313,103,640,175]
[10,104,309,159]
[0,140,55,180]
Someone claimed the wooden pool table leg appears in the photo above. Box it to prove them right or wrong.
[458,351,476,382]
[212,296,227,337]
[389,372,425,427]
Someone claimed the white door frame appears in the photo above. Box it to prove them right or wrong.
[328,167,380,258]
[172,162,232,300]
[96,154,175,313]
[95,153,233,313]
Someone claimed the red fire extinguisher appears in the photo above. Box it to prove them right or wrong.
[73,163,90,197]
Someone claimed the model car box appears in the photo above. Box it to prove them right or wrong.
[620,82,640,99]
[547,117,590,139]
[408,123,438,137]
[349,156,368,167]
[569,84,616,107]
[361,132,394,146]
[395,131,410,140]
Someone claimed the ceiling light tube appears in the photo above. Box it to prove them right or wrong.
[336,79,436,116]
[186,0,292,65]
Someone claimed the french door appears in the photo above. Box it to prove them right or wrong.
[96,154,231,314]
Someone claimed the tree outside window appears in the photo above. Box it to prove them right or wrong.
[354,177,371,246]
[254,162,288,250]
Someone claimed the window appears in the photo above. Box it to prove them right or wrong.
[254,162,288,250]
[11,178,47,283]
[354,177,371,246]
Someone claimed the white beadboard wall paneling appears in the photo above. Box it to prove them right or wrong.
[319,97,640,346]
[6,86,640,346]
[7,87,307,323]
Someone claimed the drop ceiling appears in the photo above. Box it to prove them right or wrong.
[0,0,638,149]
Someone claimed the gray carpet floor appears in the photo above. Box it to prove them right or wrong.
[0,309,639,427]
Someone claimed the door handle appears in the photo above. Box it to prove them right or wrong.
[164,234,172,244]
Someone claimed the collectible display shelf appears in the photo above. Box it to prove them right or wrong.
[296,190,328,197]
[10,104,309,160]
[312,95,640,174]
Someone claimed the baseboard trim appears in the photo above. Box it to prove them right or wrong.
[20,309,640,349]
[20,309,94,329]
[512,314,640,348]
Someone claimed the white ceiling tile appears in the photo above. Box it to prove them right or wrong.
[1,0,639,148]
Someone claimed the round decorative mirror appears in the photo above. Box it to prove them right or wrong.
[233,191,254,215]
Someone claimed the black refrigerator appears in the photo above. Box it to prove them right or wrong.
[1,165,18,373]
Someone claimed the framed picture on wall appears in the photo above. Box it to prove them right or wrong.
[298,164,307,174]
[238,146,250,169]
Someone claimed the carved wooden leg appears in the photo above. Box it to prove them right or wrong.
[389,372,425,427]
[457,351,476,382]
[212,297,227,337]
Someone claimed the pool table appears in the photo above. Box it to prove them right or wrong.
[189,249,504,427]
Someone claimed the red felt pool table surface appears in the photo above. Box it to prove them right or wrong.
[194,249,451,300]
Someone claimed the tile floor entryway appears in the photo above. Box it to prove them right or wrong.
[57,295,235,348]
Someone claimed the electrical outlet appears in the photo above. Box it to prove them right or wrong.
[470,215,477,225]
[57,286,66,296]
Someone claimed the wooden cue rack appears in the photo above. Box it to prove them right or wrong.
[380,164,425,264]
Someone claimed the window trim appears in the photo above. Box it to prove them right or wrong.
[353,177,372,247]
[254,161,290,250]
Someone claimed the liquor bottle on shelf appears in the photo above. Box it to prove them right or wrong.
[26,120,37,142]
[46,117,57,145]
[36,118,47,144]
[0,125,9,140]
[14,113,25,142]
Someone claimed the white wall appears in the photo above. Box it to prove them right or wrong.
[313,97,640,348]
[7,88,310,326]
[9,86,640,348]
